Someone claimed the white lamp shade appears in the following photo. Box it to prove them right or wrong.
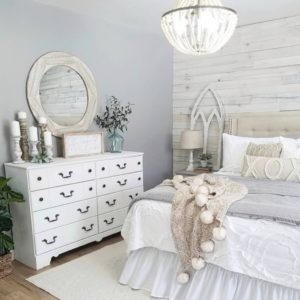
[180,130,203,149]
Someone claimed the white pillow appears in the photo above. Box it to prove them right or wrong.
[221,133,280,174]
[280,137,300,159]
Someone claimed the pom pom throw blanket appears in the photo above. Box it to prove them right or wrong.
[162,174,248,283]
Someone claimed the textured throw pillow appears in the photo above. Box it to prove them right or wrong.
[246,142,282,157]
[221,134,280,174]
[242,155,300,182]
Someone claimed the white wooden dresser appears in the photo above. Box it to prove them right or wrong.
[4,151,143,270]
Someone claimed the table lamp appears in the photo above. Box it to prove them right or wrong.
[180,130,203,171]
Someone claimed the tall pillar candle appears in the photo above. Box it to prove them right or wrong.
[11,121,21,137]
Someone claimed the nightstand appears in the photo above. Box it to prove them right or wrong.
[175,168,212,177]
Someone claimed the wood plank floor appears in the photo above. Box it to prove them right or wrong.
[0,233,123,300]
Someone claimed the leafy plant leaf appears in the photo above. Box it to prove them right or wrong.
[0,215,12,232]
[0,233,13,252]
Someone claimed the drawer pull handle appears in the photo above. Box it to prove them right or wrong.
[88,169,93,173]
[60,190,74,198]
[106,199,116,207]
[77,206,90,214]
[58,171,73,179]
[82,224,94,232]
[89,187,93,191]
[129,193,139,200]
[101,167,106,171]
[42,236,57,245]
[117,179,127,186]
[104,218,114,225]
[45,214,59,223]
[138,162,141,165]
[116,163,127,170]
[37,176,42,181]
[39,197,44,202]
[138,177,142,181]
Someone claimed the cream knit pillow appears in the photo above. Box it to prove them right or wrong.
[242,155,300,182]
[246,142,282,157]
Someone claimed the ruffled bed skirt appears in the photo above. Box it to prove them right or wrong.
[119,247,300,300]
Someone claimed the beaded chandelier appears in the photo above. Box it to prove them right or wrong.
[161,0,238,55]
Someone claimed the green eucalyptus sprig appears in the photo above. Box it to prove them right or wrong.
[94,96,133,134]
[31,153,52,164]
[200,153,212,161]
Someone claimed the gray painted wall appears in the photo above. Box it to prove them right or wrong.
[0,0,173,189]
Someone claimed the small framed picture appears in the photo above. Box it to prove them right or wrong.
[63,132,105,158]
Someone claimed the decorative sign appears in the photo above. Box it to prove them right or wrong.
[63,132,104,158]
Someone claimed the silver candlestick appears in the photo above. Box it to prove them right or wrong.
[12,136,24,164]
[45,145,53,162]
[30,140,39,162]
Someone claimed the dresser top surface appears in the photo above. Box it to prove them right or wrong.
[5,151,143,170]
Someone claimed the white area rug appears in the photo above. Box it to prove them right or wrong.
[27,241,155,300]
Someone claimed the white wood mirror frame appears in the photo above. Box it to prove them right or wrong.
[27,52,97,137]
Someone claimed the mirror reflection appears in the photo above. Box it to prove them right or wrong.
[39,65,88,126]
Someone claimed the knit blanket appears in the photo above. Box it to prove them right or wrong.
[163,174,247,283]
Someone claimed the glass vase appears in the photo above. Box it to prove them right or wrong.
[108,131,124,153]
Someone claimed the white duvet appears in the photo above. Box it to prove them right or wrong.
[122,199,300,290]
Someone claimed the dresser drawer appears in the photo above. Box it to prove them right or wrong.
[33,198,97,233]
[97,172,143,195]
[31,180,96,211]
[96,156,143,178]
[98,187,143,214]
[29,162,96,191]
[98,208,127,233]
[35,216,98,255]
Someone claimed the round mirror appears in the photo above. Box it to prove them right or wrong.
[27,52,97,137]
[39,66,88,126]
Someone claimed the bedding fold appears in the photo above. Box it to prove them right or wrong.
[130,175,300,226]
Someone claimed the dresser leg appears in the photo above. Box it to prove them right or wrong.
[35,255,52,270]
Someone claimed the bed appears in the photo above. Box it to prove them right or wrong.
[119,112,300,300]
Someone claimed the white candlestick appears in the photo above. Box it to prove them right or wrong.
[11,121,21,137]
[44,131,52,146]
[29,126,38,142]
[38,117,47,124]
[18,111,27,120]
[12,136,24,164]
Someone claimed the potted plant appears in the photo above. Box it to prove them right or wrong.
[95,96,133,153]
[0,177,24,278]
[199,153,212,168]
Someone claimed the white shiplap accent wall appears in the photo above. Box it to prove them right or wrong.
[173,15,300,172]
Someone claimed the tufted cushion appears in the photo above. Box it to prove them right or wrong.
[242,155,300,182]
[246,142,282,157]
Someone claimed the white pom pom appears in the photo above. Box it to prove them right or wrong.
[195,193,208,207]
[177,272,190,284]
[197,185,209,195]
[200,210,214,224]
[173,175,184,183]
[190,184,199,194]
[213,227,227,241]
[201,240,215,253]
[193,177,204,186]
[191,257,205,270]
